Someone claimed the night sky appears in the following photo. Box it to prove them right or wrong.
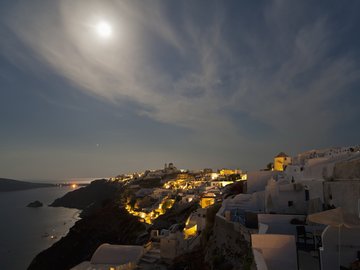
[1,0,360,180]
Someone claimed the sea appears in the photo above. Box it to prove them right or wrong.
[0,185,83,270]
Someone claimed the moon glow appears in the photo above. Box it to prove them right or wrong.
[95,21,112,39]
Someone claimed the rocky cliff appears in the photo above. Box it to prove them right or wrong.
[28,202,146,270]
[50,179,118,217]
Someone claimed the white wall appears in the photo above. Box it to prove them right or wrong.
[300,179,324,202]
[324,182,360,215]
[263,178,325,215]
[247,171,280,193]
[320,226,360,270]
[223,191,265,213]
[160,232,185,259]
[186,208,207,232]
[265,181,307,214]
[251,234,297,270]
[257,214,306,235]
[284,165,303,181]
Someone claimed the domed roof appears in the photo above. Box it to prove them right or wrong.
[275,152,289,158]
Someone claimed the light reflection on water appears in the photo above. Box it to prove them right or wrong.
[0,186,81,270]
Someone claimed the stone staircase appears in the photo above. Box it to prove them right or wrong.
[140,242,161,263]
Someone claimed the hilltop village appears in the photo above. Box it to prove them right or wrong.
[30,145,360,270]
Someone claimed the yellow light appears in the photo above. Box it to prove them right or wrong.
[184,224,197,239]
[71,184,77,189]
[220,181,233,187]
[200,197,215,208]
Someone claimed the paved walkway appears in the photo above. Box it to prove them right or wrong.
[298,250,321,270]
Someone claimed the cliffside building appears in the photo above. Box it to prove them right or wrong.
[274,152,292,171]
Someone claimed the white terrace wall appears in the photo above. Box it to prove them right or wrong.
[247,171,280,193]
[265,182,307,214]
[324,181,360,215]
[320,226,360,270]
[251,234,297,270]
[257,214,306,235]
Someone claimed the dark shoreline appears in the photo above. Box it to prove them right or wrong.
[0,178,90,192]
[0,178,55,192]
[27,179,147,270]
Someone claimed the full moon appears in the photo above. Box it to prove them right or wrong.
[95,21,112,39]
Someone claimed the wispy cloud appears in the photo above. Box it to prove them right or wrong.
[2,0,360,148]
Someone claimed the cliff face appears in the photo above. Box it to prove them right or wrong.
[28,180,147,270]
[28,203,146,270]
[50,179,118,217]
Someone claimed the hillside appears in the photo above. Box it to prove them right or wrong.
[28,202,146,270]
[0,178,54,192]
[50,179,119,217]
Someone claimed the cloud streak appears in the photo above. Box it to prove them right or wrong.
[3,0,360,148]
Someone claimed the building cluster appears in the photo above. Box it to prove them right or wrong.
[123,163,246,225]
[72,145,360,270]
[216,145,360,270]
[125,193,175,225]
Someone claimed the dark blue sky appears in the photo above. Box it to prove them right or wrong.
[1,0,360,180]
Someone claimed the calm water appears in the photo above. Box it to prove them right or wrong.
[0,187,81,270]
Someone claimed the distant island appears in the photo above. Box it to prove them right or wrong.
[0,178,55,192]
[27,200,43,208]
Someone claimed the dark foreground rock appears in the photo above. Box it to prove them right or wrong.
[27,200,43,208]
[0,178,54,192]
[171,249,209,270]
[28,202,146,270]
[50,179,118,217]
